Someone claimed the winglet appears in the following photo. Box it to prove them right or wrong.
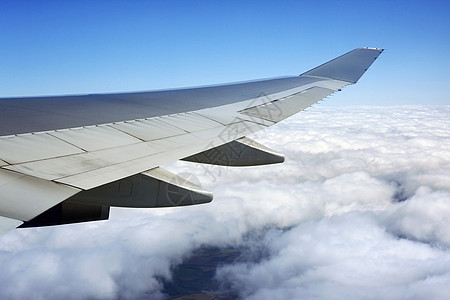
[301,47,384,83]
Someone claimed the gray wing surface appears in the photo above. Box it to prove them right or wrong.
[0,47,383,235]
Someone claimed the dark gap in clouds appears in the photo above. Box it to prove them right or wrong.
[391,233,447,251]
[384,228,449,251]
[162,246,240,299]
[161,228,290,299]
[378,172,417,203]
[235,228,287,264]
[389,180,409,202]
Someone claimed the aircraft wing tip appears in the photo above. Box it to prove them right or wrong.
[301,47,384,83]
[359,47,384,51]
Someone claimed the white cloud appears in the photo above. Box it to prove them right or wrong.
[0,105,449,299]
[217,213,450,300]
[384,187,450,247]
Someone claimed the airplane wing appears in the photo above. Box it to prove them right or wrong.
[0,47,383,235]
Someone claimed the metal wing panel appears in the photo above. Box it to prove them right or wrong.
[5,153,113,181]
[54,141,209,189]
[109,119,185,141]
[0,133,84,164]
[49,125,142,151]
[55,121,266,189]
[158,112,223,132]
[47,121,263,189]
[4,141,161,181]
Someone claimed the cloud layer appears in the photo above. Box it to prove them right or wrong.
[0,105,449,299]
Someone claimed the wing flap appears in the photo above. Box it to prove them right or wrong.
[194,105,277,127]
[239,86,334,122]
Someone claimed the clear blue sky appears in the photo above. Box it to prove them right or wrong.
[1,0,449,105]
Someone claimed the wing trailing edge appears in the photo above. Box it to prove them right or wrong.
[239,86,335,123]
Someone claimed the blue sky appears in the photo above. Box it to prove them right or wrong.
[1,0,449,105]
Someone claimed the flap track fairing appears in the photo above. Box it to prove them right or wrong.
[67,167,213,208]
[182,137,285,167]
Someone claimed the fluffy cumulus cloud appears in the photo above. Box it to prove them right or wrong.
[0,105,449,299]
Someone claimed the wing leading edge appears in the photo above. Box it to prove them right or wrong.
[0,47,383,235]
